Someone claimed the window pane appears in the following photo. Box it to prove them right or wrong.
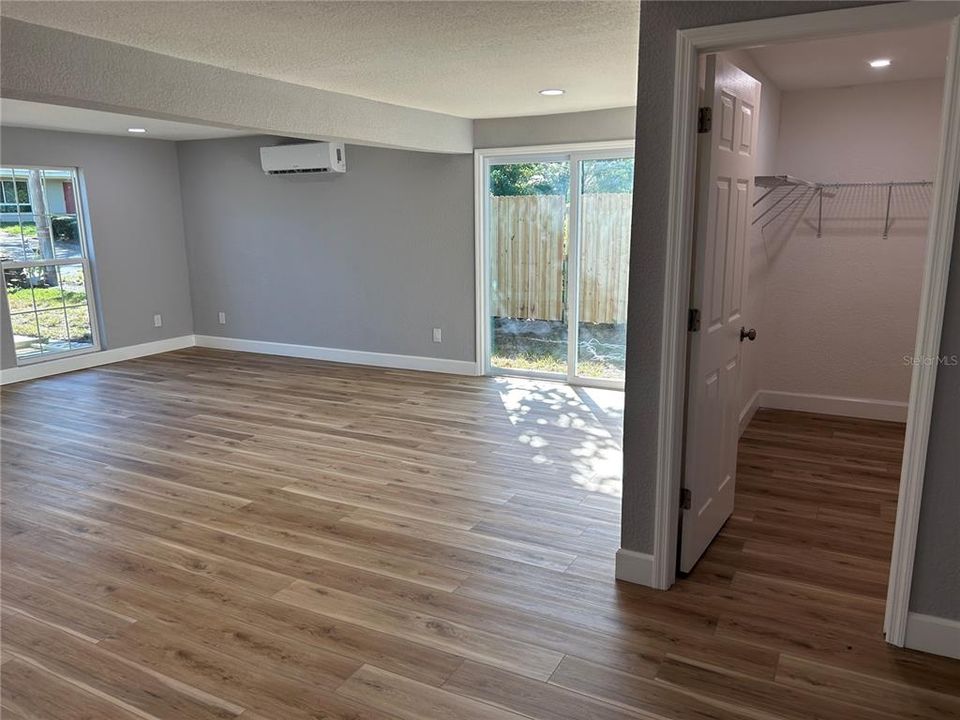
[57,263,88,306]
[35,309,70,354]
[16,180,31,208]
[0,225,29,262]
[0,170,31,262]
[9,311,41,355]
[27,266,65,310]
[4,269,35,313]
[5,221,41,261]
[66,304,94,349]
[17,169,54,262]
[51,215,82,259]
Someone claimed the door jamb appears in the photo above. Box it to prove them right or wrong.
[652,1,960,649]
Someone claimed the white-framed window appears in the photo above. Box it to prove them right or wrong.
[1,166,101,364]
[0,176,32,214]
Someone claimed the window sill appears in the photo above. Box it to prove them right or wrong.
[16,344,101,367]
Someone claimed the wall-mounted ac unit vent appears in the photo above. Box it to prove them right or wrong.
[260,142,347,175]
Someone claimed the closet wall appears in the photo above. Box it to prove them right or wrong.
[743,75,943,417]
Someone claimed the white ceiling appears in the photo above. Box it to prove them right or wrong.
[0,1,641,120]
[746,24,951,91]
[0,99,250,141]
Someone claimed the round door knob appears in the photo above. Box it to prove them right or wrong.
[740,327,757,342]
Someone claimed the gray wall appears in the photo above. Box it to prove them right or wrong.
[177,137,475,361]
[0,126,194,368]
[910,218,960,622]
[473,107,636,149]
[623,0,959,623]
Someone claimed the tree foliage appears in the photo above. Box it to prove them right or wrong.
[490,162,569,197]
[490,159,633,197]
[582,158,634,194]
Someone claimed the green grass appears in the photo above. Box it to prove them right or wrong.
[492,353,612,378]
[7,286,87,311]
[7,285,92,345]
[0,222,37,237]
[492,319,626,380]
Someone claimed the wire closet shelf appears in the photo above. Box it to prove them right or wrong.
[753,175,934,239]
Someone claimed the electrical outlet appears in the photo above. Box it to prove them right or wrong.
[218,312,227,325]
[432,327,442,343]
[153,314,162,328]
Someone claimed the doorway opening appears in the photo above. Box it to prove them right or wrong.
[653,4,960,653]
[475,142,634,389]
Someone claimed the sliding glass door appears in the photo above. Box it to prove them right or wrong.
[482,146,633,387]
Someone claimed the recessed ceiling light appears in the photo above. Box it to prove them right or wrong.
[868,58,892,68]
[127,127,147,133]
[538,88,565,96]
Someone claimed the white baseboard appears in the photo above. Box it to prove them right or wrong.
[0,335,195,385]
[0,333,478,384]
[755,390,908,423]
[615,548,655,587]
[904,612,960,659]
[739,389,761,436]
[194,335,479,376]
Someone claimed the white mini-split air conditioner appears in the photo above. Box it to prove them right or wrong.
[260,142,347,175]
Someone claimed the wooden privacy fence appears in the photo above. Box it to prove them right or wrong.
[579,193,632,324]
[490,193,631,324]
[491,195,566,322]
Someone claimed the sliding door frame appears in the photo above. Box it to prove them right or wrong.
[474,139,634,389]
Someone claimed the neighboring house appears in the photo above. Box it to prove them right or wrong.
[0,169,73,222]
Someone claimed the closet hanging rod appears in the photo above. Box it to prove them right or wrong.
[817,181,933,188]
[754,176,932,189]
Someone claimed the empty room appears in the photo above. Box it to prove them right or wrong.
[1,2,959,719]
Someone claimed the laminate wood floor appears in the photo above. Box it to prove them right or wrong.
[2,348,958,719]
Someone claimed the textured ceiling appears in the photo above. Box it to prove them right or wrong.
[746,23,951,91]
[0,1,640,119]
[0,99,251,140]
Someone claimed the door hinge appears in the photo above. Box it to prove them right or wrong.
[680,488,692,510]
[688,308,701,332]
[698,107,712,134]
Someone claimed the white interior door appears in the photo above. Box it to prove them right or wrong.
[680,55,760,573]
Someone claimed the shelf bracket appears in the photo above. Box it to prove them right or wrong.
[817,187,823,238]
[882,183,894,239]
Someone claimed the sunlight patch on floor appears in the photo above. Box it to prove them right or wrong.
[494,376,624,497]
